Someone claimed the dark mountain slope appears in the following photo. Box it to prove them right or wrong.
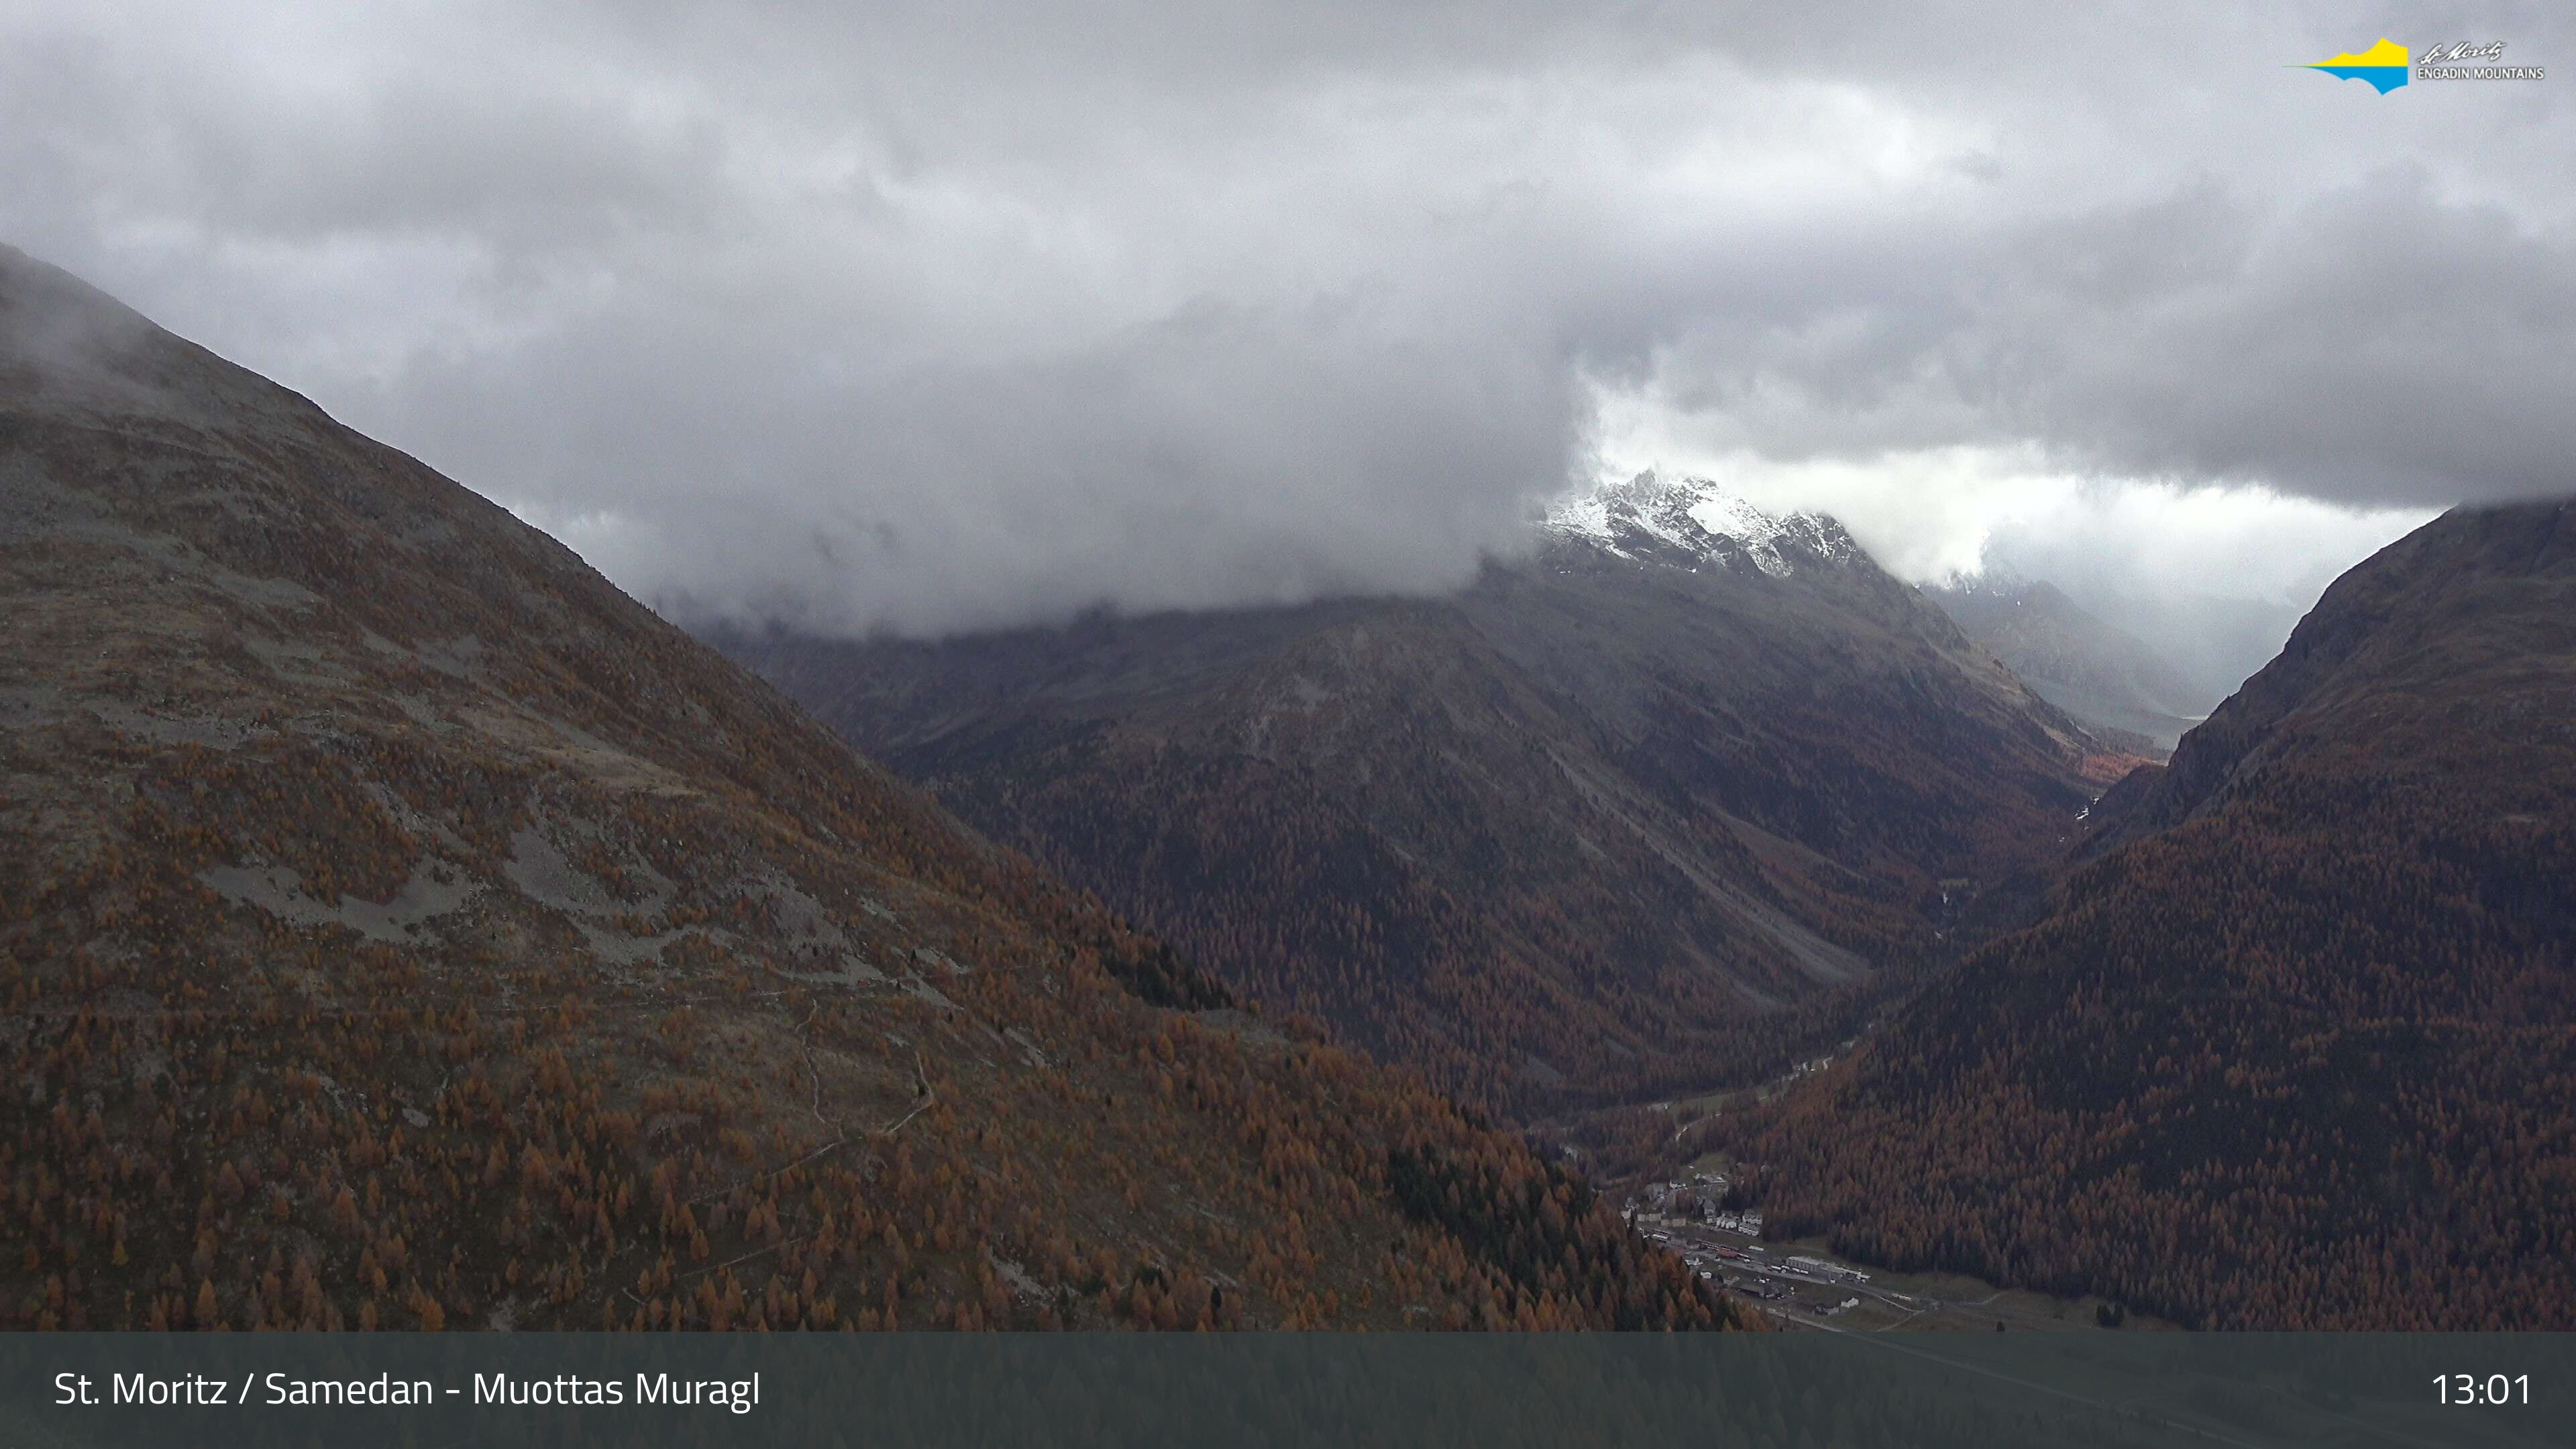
[1720,498,2576,1328]
[722,473,2113,1113]
[0,246,1728,1332]
[1924,572,2205,751]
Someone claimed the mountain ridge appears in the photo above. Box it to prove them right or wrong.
[720,471,2122,1115]
[1715,496,2576,1328]
[0,244,1730,1332]
[1922,568,2205,752]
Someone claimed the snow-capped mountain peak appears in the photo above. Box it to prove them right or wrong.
[1541,470,1856,578]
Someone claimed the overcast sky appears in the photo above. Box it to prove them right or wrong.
[6,2,2570,637]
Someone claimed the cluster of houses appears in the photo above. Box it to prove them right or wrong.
[1625,1169,1869,1289]
[1624,1169,1897,1320]
[1623,1170,1760,1235]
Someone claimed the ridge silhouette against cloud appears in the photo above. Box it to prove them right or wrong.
[5,1,2565,635]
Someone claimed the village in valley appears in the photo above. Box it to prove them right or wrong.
[1595,1039,2163,1332]
[1622,1170,1882,1326]
[1623,1167,2164,1334]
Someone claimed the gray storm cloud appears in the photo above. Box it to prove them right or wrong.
[4,1,2572,635]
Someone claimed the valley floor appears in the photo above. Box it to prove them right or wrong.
[1627,1189,2176,1334]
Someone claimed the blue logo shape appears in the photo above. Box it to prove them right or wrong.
[2300,38,2410,94]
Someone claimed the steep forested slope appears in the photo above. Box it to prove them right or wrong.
[0,246,1729,1332]
[1722,499,2576,1328]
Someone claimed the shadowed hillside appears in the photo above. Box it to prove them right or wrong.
[1720,498,2576,1328]
[722,473,2119,1114]
[0,246,1730,1332]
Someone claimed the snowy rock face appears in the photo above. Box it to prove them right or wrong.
[1541,471,1858,578]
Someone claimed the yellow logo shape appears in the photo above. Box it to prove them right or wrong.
[2300,38,2412,94]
